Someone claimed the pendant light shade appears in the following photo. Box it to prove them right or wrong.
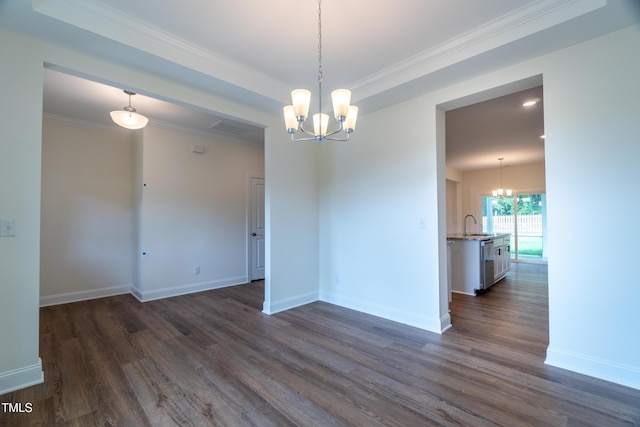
[110,110,149,130]
[283,105,298,131]
[313,113,329,136]
[291,89,311,119]
[343,106,359,133]
[110,90,148,130]
[331,89,351,119]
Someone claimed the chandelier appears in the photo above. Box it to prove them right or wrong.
[283,0,358,142]
[110,90,149,130]
[492,158,512,197]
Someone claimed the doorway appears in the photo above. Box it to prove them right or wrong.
[442,75,548,339]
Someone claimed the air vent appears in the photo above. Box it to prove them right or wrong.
[209,119,248,136]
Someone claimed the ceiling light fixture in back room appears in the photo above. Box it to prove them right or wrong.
[283,0,358,142]
[110,90,149,130]
[492,158,512,197]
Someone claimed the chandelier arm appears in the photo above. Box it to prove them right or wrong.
[290,120,348,142]
[297,122,320,138]
[291,133,350,143]
[324,134,351,142]
[296,118,345,139]
[290,134,319,142]
[322,121,346,138]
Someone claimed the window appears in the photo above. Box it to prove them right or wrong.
[482,193,547,262]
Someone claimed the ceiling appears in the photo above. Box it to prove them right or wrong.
[446,85,544,171]
[2,0,639,167]
[42,68,265,146]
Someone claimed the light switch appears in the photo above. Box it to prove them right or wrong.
[0,219,16,237]
[419,217,427,229]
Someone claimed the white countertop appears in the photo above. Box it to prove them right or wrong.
[447,233,510,241]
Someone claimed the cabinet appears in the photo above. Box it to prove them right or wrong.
[448,234,511,296]
[447,241,453,302]
[449,239,482,295]
[493,236,511,283]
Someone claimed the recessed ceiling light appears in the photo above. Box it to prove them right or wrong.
[523,100,538,107]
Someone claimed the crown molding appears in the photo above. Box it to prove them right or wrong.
[350,0,606,101]
[33,0,290,103]
[43,113,263,147]
[43,112,131,133]
[34,0,606,108]
[148,119,264,149]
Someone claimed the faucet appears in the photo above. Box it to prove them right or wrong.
[464,214,477,235]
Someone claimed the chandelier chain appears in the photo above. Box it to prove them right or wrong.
[317,0,323,115]
[317,0,323,83]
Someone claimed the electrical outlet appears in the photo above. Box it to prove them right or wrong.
[419,217,427,229]
[0,219,16,237]
[193,265,200,275]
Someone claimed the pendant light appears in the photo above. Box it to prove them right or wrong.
[283,0,358,142]
[492,158,512,197]
[110,90,149,130]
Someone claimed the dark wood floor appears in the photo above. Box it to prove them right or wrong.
[2,263,639,426]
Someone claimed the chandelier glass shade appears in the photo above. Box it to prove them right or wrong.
[492,158,512,197]
[110,90,149,130]
[283,0,358,142]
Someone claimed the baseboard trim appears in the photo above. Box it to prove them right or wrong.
[440,312,452,333]
[546,346,640,391]
[0,359,44,395]
[319,291,443,333]
[40,284,132,307]
[131,276,248,302]
[451,290,476,297]
[262,291,319,315]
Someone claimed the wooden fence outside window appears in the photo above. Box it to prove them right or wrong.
[483,214,542,236]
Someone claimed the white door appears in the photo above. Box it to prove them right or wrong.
[249,177,265,280]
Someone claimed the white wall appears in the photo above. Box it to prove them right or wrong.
[0,29,319,393]
[133,130,144,297]
[446,167,463,234]
[40,119,134,305]
[2,19,638,394]
[132,125,264,301]
[446,180,459,234]
[39,117,264,304]
[542,25,640,388]
[0,31,44,393]
[319,24,640,389]
[319,101,446,332]
[262,130,320,314]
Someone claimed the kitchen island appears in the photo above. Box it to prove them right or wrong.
[447,233,511,295]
